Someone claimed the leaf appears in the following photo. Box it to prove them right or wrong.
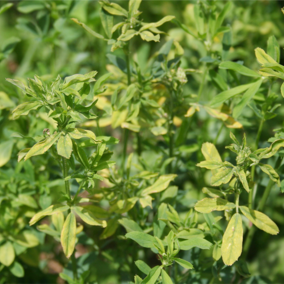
[30,204,69,225]
[240,206,279,235]
[0,3,13,15]
[179,237,212,250]
[219,61,261,78]
[210,83,254,108]
[259,163,280,186]
[101,2,128,17]
[37,224,60,238]
[119,218,143,233]
[194,4,205,35]
[71,18,106,40]
[14,231,39,248]
[213,243,222,261]
[141,266,162,284]
[281,83,284,98]
[12,101,41,120]
[73,206,106,227]
[69,128,96,141]
[267,36,280,63]
[174,258,194,270]
[16,194,37,208]
[100,218,119,240]
[142,174,177,195]
[196,160,223,170]
[201,142,222,162]
[258,139,284,159]
[140,31,160,42]
[135,260,151,275]
[1,37,20,57]
[140,16,175,32]
[255,47,278,65]
[0,242,15,266]
[129,0,142,17]
[118,29,138,41]
[221,213,243,266]
[25,132,62,160]
[17,0,44,13]
[0,140,14,167]
[237,170,250,192]
[61,212,77,258]
[126,232,157,248]
[10,261,24,278]
[151,126,167,136]
[100,8,113,38]
[57,134,73,159]
[214,1,232,35]
[211,167,233,186]
[194,198,235,213]
[202,187,224,198]
[61,71,97,89]
[233,79,262,118]
[161,269,173,284]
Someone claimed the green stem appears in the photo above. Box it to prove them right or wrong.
[213,123,224,145]
[243,156,282,259]
[168,90,174,173]
[235,192,240,213]
[136,132,142,156]
[71,252,78,280]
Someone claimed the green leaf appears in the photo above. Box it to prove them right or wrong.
[69,128,96,141]
[219,61,261,78]
[14,230,39,248]
[25,132,62,160]
[237,170,250,193]
[174,258,194,270]
[258,139,284,159]
[52,212,65,232]
[211,167,233,186]
[201,142,222,162]
[0,3,13,15]
[221,213,243,266]
[255,47,278,65]
[140,31,160,42]
[61,212,77,258]
[61,71,97,89]
[195,198,235,213]
[202,187,225,198]
[30,204,69,225]
[118,29,138,41]
[240,206,279,235]
[210,83,254,108]
[37,224,60,238]
[267,36,280,63]
[71,18,106,40]
[126,232,157,248]
[141,266,162,284]
[214,1,232,36]
[118,218,143,233]
[233,79,262,118]
[0,140,14,167]
[100,8,113,38]
[10,261,24,278]
[129,0,142,17]
[12,101,41,120]
[161,270,173,284]
[101,2,128,17]
[259,163,280,186]
[194,4,205,35]
[196,160,223,170]
[212,243,222,261]
[1,37,20,57]
[140,16,175,32]
[142,174,177,195]
[100,218,119,240]
[57,134,73,159]
[0,242,15,266]
[17,0,44,13]
[281,83,284,98]
[135,260,151,275]
[73,206,107,227]
[179,237,212,250]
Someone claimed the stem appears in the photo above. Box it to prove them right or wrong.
[213,123,224,145]
[71,252,78,280]
[235,192,239,213]
[243,156,282,259]
[197,67,207,102]
[249,119,265,209]
[168,90,174,173]
[136,132,142,156]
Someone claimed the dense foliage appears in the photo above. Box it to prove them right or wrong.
[1,0,284,283]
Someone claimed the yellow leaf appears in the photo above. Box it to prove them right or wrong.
[221,213,243,266]
[61,212,77,258]
[201,142,222,162]
[194,198,235,213]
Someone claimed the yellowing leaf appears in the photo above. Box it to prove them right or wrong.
[194,198,235,213]
[255,47,278,65]
[140,31,160,42]
[61,212,77,258]
[237,170,250,192]
[259,163,280,186]
[240,206,279,235]
[69,128,96,141]
[25,132,62,160]
[201,142,222,162]
[73,206,107,227]
[197,160,223,170]
[0,140,14,167]
[211,167,233,186]
[0,242,15,266]
[221,213,243,266]
[14,231,39,248]
[57,134,73,159]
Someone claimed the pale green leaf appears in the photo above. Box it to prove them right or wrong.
[57,134,73,159]
[141,266,162,284]
[69,128,96,141]
[139,16,175,32]
[179,237,212,250]
[142,174,177,195]
[119,218,143,233]
[161,269,173,284]
[140,31,160,42]
[221,213,243,266]
[211,167,233,186]
[37,224,60,238]
[258,139,284,159]
[259,163,280,186]
[52,212,65,232]
[0,242,15,266]
[73,206,106,227]
[237,170,250,192]
[129,0,142,17]
[219,61,261,77]
[267,35,280,63]
[61,212,77,258]
[195,197,235,213]
[100,8,113,38]
[61,71,97,89]
[213,243,222,261]
[16,194,37,208]
[174,258,193,270]
[118,29,138,41]
[10,261,24,278]
[135,260,151,275]
[101,2,128,17]
[201,142,222,162]
[202,187,225,198]
[281,83,284,98]
[196,160,223,170]
[240,206,279,235]
[255,47,278,65]
[0,3,13,15]
[0,140,14,167]
[126,232,157,248]
[12,101,41,120]
[14,231,39,248]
